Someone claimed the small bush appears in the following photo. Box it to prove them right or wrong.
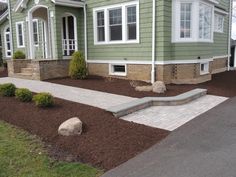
[33,93,54,107]
[13,50,26,60]
[0,83,16,97]
[15,88,33,102]
[69,51,87,79]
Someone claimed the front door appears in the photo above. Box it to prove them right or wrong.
[62,15,77,57]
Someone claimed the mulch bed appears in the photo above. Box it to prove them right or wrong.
[48,71,236,98]
[0,69,8,78]
[0,96,169,171]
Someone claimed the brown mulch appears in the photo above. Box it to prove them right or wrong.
[0,69,8,78]
[48,71,236,98]
[0,96,169,171]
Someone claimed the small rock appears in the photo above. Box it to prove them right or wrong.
[58,117,83,136]
[135,85,153,92]
[152,81,166,93]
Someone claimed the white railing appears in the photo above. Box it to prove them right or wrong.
[62,39,77,56]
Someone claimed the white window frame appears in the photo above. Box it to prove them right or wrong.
[109,63,127,76]
[4,26,12,58]
[93,1,139,45]
[200,62,209,75]
[32,19,39,46]
[16,21,25,48]
[214,13,224,33]
[172,0,214,43]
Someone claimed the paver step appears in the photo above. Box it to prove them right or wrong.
[21,68,34,74]
[27,64,35,68]
[13,73,33,80]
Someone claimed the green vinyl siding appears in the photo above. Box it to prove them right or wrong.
[86,0,153,61]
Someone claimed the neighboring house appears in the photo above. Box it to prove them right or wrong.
[0,0,233,84]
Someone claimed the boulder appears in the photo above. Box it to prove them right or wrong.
[58,117,83,136]
[152,81,166,93]
[135,85,153,92]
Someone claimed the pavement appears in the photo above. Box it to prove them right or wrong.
[102,97,236,177]
[121,95,227,131]
[0,77,136,110]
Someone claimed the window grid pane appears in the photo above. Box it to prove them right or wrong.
[180,3,192,39]
[17,24,23,46]
[127,6,137,40]
[109,8,122,41]
[199,3,212,40]
[97,11,105,42]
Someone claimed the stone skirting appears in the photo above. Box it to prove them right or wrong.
[88,57,228,84]
[7,57,228,83]
[7,59,70,80]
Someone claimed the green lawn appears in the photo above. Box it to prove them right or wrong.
[0,121,103,177]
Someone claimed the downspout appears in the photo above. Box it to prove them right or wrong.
[151,0,156,84]
[7,0,14,55]
[84,3,88,63]
[228,0,233,71]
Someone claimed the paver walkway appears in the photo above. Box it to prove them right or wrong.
[121,95,227,131]
[102,97,236,177]
[0,77,136,110]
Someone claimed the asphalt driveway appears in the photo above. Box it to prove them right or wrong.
[102,97,236,177]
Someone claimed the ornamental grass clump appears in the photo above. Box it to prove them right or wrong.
[13,50,26,60]
[15,88,33,102]
[0,83,16,97]
[33,93,54,108]
[69,51,87,79]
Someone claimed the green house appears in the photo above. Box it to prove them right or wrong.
[0,0,233,84]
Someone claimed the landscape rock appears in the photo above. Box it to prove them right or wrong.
[152,81,166,93]
[135,85,153,92]
[58,117,83,136]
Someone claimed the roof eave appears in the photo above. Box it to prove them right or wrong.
[0,11,8,24]
[52,0,85,8]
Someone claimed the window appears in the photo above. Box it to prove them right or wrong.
[172,0,214,43]
[200,62,209,75]
[16,22,25,48]
[109,64,127,76]
[180,3,192,39]
[214,13,224,33]
[109,8,122,41]
[33,20,39,46]
[93,1,139,44]
[199,3,213,40]
[97,11,105,42]
[4,27,12,57]
[127,6,137,40]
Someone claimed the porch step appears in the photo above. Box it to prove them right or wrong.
[13,73,34,80]
[27,63,36,68]
[21,68,34,74]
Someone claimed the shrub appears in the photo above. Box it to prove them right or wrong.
[0,83,16,97]
[13,50,26,60]
[69,51,87,79]
[33,93,54,107]
[15,88,33,102]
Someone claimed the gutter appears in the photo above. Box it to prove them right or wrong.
[84,3,88,63]
[151,0,156,84]
[7,0,14,55]
[228,0,233,71]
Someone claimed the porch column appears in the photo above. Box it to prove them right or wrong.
[28,13,35,59]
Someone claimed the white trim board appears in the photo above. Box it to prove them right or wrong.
[87,55,229,65]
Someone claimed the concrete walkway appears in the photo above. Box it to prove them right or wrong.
[102,98,236,177]
[121,95,227,131]
[0,77,136,110]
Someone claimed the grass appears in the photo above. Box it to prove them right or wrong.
[0,121,103,177]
